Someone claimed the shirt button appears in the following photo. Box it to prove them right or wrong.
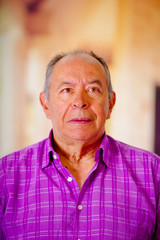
[67,177,72,182]
[53,154,57,159]
[78,205,83,210]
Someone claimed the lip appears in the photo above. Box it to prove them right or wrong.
[69,118,92,124]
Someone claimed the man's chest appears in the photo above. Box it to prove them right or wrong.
[2,163,156,240]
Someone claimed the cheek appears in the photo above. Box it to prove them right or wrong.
[50,102,70,122]
[94,101,109,120]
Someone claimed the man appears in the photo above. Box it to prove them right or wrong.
[0,50,160,239]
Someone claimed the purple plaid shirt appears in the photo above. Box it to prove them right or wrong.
[0,130,160,240]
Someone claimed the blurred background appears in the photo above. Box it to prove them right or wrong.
[0,0,160,157]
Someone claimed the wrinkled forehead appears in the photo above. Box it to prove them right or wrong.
[52,52,107,77]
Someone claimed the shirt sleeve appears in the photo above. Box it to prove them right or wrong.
[0,157,5,240]
[152,155,160,239]
[155,201,160,239]
[154,190,160,239]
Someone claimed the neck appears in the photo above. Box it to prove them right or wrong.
[52,134,104,163]
[52,133,104,190]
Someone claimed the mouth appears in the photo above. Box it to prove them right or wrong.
[69,118,92,124]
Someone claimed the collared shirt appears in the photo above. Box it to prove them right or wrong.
[0,130,160,240]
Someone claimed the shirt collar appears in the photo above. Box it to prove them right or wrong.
[42,129,56,169]
[98,132,110,167]
[42,130,111,169]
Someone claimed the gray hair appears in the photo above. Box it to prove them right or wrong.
[43,50,113,99]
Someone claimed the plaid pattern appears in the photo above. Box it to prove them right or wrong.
[0,130,160,239]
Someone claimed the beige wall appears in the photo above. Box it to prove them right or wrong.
[111,0,160,150]
[0,0,160,156]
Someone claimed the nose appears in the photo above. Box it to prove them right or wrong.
[72,92,89,109]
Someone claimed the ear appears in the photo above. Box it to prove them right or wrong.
[107,91,116,119]
[39,92,51,119]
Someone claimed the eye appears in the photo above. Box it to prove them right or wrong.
[61,88,73,93]
[88,87,100,93]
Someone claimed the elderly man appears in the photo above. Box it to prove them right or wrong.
[0,50,160,239]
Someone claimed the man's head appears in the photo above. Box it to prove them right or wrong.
[40,50,116,145]
[43,50,113,100]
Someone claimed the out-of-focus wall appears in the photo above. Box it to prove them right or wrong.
[111,0,160,151]
[0,0,160,157]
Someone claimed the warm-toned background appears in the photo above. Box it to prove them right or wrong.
[0,0,160,157]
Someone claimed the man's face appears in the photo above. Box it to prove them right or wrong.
[40,53,115,145]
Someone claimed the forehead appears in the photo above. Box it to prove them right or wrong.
[51,53,107,79]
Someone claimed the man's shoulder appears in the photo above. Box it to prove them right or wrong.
[107,134,160,163]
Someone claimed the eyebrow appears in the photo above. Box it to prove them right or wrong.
[57,79,103,90]
[87,80,103,87]
[57,81,75,90]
